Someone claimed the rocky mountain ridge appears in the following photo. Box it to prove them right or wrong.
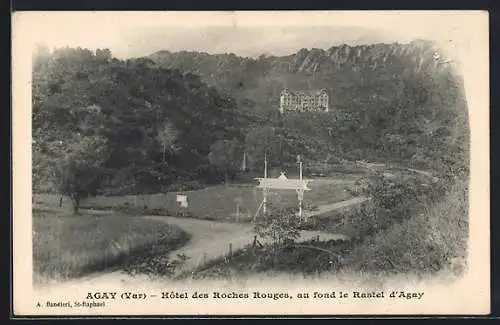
[146,39,456,112]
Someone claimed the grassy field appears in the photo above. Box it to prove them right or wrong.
[62,179,356,222]
[32,205,190,284]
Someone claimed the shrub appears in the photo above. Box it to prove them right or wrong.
[344,184,362,197]
[343,170,468,275]
[345,171,419,240]
[254,239,347,274]
[252,206,302,267]
[191,238,350,279]
[253,206,302,247]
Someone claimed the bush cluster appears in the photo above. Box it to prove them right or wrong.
[343,170,467,275]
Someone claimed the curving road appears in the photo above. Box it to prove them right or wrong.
[34,196,367,291]
[144,215,347,276]
[144,196,367,276]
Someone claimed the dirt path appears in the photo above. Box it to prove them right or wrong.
[35,196,365,291]
[406,168,434,178]
[143,215,349,276]
[355,160,435,178]
[302,196,368,217]
[144,196,367,275]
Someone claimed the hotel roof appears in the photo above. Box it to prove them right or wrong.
[281,89,327,97]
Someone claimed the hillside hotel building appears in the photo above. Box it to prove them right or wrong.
[279,88,329,113]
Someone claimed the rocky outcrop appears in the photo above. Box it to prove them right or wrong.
[146,39,456,111]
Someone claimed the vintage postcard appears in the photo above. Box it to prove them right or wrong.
[12,11,490,316]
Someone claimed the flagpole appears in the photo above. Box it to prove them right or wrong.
[263,152,268,215]
[298,155,303,220]
[264,152,268,179]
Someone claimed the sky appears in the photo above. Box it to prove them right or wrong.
[13,11,485,60]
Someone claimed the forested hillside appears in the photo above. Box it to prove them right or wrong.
[32,41,469,209]
[32,46,248,202]
[148,40,469,172]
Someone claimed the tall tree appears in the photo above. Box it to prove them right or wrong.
[208,139,242,185]
[244,126,284,169]
[156,121,179,163]
[54,135,109,214]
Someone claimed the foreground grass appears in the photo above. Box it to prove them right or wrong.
[32,207,190,284]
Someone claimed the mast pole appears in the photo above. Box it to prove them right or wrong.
[264,152,268,179]
[263,152,268,215]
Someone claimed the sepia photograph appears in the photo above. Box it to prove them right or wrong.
[12,11,489,316]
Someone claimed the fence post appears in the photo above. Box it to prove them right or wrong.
[229,243,233,259]
[253,235,257,247]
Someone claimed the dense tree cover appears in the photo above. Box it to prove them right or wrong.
[32,46,248,208]
[150,41,469,174]
[33,42,469,213]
